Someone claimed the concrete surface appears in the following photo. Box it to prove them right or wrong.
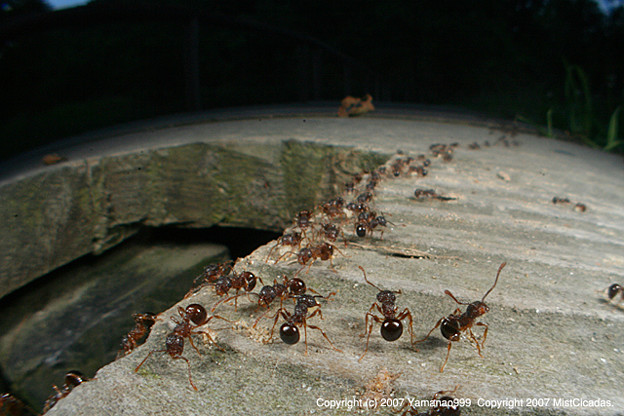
[1,107,622,415]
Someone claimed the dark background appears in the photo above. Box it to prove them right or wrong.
[1,0,623,160]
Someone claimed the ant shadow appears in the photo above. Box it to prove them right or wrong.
[412,337,447,352]
[597,298,624,311]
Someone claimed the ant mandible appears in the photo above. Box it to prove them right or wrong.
[358,266,415,361]
[414,262,506,372]
[134,303,228,391]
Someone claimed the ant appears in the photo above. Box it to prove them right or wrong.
[185,260,233,298]
[355,213,389,238]
[318,222,343,244]
[574,202,587,212]
[414,262,506,372]
[413,189,457,201]
[117,312,157,359]
[266,232,303,261]
[213,270,262,310]
[43,371,88,412]
[294,242,343,276]
[250,275,327,327]
[358,266,415,361]
[267,294,341,354]
[430,143,457,161]
[396,386,461,416]
[135,303,228,391]
[552,197,571,204]
[319,197,346,220]
[295,210,314,238]
[604,283,623,305]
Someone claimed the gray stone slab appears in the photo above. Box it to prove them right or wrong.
[29,110,623,416]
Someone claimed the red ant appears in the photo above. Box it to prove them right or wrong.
[319,197,346,219]
[268,294,341,354]
[117,312,157,359]
[414,262,506,372]
[358,266,415,361]
[185,261,233,298]
[265,232,303,261]
[250,275,322,328]
[135,303,228,391]
[295,210,314,238]
[294,242,343,276]
[396,386,461,416]
[413,189,457,201]
[213,270,262,310]
[355,213,389,238]
[43,371,88,412]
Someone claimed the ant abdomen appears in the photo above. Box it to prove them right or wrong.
[280,323,300,345]
[185,304,207,326]
[440,319,461,342]
[381,319,403,341]
[607,283,623,300]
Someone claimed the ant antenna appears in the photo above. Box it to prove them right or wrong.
[359,266,382,292]
[481,262,506,302]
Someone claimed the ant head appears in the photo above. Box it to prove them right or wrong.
[377,290,396,304]
[296,294,322,308]
[184,304,207,326]
[467,301,489,318]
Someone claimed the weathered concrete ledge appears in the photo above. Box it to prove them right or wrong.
[2,107,623,415]
[0,124,387,298]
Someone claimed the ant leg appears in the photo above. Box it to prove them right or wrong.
[303,319,309,356]
[190,329,225,352]
[466,328,483,357]
[358,315,375,361]
[413,317,444,344]
[397,308,416,344]
[306,323,343,352]
[265,239,282,261]
[252,306,272,329]
[360,302,381,337]
[475,321,489,351]
[173,355,197,391]
[134,349,165,373]
[440,342,453,372]
[210,293,243,312]
[268,308,289,341]
[275,249,296,264]
[358,313,384,361]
